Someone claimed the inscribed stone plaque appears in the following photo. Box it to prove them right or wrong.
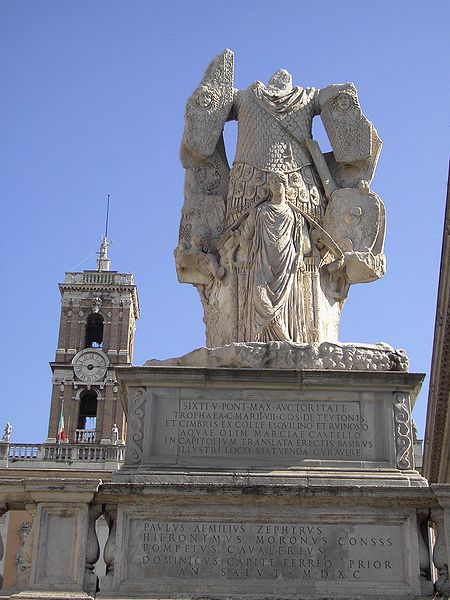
[117,509,419,597]
[143,387,387,468]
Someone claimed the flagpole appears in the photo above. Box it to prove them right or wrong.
[57,397,67,444]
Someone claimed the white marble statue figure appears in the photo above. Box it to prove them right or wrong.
[235,172,311,342]
[2,422,12,442]
[111,423,119,445]
[176,49,386,347]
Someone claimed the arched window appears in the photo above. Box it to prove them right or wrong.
[84,313,104,348]
[76,390,98,443]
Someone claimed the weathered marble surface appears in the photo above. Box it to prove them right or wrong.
[115,366,424,486]
[146,341,409,372]
[1,477,442,600]
[176,49,386,347]
[118,507,418,597]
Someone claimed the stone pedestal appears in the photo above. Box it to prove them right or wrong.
[94,482,434,599]
[104,365,434,599]
[115,366,425,487]
[2,366,441,599]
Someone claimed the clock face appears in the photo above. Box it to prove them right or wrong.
[73,350,108,382]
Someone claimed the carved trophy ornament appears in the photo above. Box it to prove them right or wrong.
[176,50,385,347]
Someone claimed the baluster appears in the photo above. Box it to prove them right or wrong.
[431,508,450,596]
[417,509,434,596]
[84,504,102,594]
[102,506,117,591]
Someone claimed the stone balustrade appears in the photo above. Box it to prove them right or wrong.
[5,442,125,468]
[7,444,40,460]
[75,428,96,443]
[64,271,134,285]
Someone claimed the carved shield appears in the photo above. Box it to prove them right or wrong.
[321,89,373,163]
[183,49,235,158]
[324,125,382,188]
[322,188,385,255]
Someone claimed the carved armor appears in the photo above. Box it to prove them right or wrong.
[226,85,326,225]
[233,85,319,172]
[226,162,325,226]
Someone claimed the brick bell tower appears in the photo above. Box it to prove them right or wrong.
[46,236,139,445]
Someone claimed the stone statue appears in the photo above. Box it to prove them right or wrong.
[232,171,311,342]
[111,423,119,445]
[176,50,385,347]
[2,422,12,442]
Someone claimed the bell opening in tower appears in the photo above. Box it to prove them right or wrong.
[76,390,98,443]
[84,313,104,349]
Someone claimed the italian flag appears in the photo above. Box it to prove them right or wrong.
[57,403,67,443]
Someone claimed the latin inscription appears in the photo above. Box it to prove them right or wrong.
[161,399,375,461]
[129,520,404,583]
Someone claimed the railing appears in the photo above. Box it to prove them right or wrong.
[82,272,115,284]
[6,442,125,465]
[75,429,96,443]
[64,272,134,285]
[43,443,125,462]
[75,445,125,461]
[8,444,40,460]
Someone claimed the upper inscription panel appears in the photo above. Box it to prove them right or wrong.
[122,383,397,471]
[156,396,375,464]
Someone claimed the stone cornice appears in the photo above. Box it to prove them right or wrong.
[116,364,424,388]
[423,167,450,482]
[0,473,439,511]
[59,282,140,319]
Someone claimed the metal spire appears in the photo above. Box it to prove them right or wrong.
[104,193,110,239]
[97,194,112,272]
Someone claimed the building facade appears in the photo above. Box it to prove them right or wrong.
[0,239,139,591]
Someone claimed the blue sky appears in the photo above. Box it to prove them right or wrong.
[0,0,449,443]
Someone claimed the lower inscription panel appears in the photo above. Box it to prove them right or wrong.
[117,510,419,597]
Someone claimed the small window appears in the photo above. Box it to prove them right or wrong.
[84,313,104,348]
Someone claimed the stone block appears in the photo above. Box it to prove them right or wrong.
[29,503,88,591]
[115,366,425,486]
[106,493,427,599]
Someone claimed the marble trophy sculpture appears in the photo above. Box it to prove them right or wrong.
[176,49,385,347]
